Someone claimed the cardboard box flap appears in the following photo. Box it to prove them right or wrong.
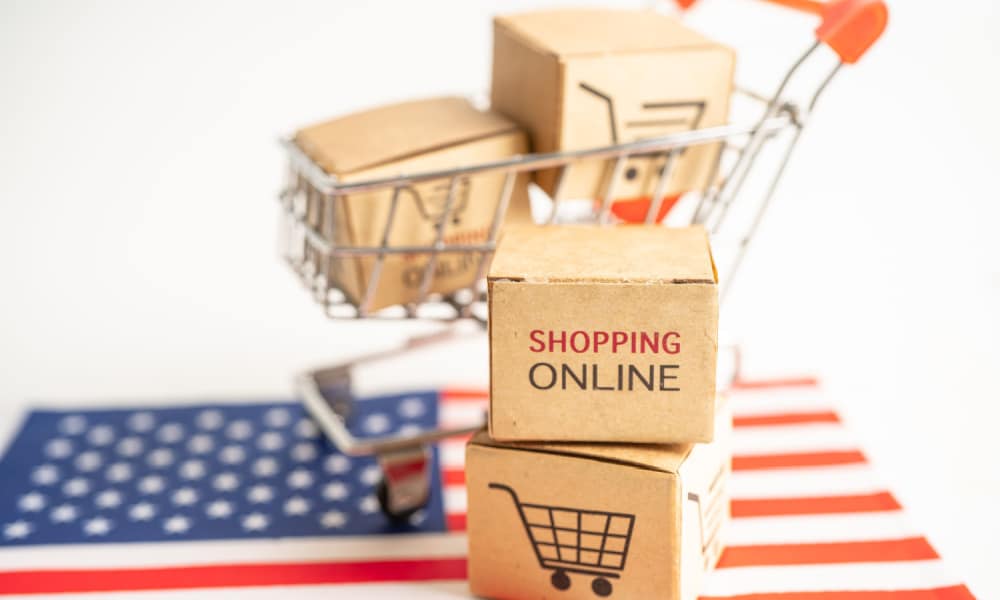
[294,97,521,175]
[495,9,717,58]
[470,430,693,474]
[489,224,717,284]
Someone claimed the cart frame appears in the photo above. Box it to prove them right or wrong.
[279,0,888,519]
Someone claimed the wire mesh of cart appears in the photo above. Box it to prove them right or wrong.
[280,0,888,520]
[490,483,636,597]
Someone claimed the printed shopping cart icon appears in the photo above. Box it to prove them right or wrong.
[489,482,636,597]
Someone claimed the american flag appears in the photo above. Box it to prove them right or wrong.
[0,380,976,598]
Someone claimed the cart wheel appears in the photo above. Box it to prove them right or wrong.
[591,577,612,597]
[375,479,422,523]
[550,569,571,591]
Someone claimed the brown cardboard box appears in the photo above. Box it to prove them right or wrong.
[491,9,735,218]
[294,97,531,311]
[488,224,718,443]
[467,404,731,600]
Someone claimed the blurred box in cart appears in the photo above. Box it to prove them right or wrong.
[293,97,531,311]
[489,224,719,443]
[467,404,731,600]
[491,9,734,223]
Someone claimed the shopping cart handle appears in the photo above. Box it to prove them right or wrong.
[676,0,888,64]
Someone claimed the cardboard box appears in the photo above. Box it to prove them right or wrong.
[488,224,718,443]
[491,9,735,220]
[467,404,731,600]
[294,97,531,311]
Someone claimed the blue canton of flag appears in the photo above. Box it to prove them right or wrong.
[0,391,447,546]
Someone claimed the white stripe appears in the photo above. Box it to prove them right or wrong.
[731,463,883,499]
[439,402,487,429]
[726,510,918,545]
[733,423,857,455]
[440,440,466,468]
[444,485,467,514]
[729,387,829,417]
[0,532,467,571]
[702,559,960,596]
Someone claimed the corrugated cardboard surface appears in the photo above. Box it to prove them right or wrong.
[293,97,531,310]
[494,9,715,57]
[488,225,719,443]
[491,9,735,202]
[466,406,731,600]
[294,96,520,175]
[489,225,717,284]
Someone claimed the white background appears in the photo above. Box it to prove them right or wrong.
[1,0,998,596]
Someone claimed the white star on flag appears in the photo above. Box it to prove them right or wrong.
[205,500,233,519]
[171,487,198,506]
[3,520,33,540]
[128,501,156,522]
[241,512,268,532]
[18,492,46,512]
[50,504,78,523]
[284,496,310,516]
[82,516,112,536]
[162,515,190,534]
[247,484,274,504]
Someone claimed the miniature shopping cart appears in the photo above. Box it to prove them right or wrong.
[490,483,635,597]
[281,0,888,519]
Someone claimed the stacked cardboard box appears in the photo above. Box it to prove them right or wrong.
[467,224,728,600]
[466,10,735,599]
[293,8,735,597]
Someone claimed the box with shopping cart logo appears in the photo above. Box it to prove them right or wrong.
[467,404,731,599]
[491,8,734,223]
[489,224,719,443]
[291,97,532,311]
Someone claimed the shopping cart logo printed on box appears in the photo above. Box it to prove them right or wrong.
[404,178,472,226]
[490,482,636,597]
[578,81,707,147]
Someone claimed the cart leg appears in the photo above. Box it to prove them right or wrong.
[375,445,431,521]
[550,569,571,591]
[591,577,612,597]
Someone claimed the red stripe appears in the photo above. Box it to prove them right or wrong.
[440,389,489,402]
[446,512,466,531]
[718,537,939,568]
[699,586,976,600]
[731,377,820,390]
[733,450,867,470]
[732,492,902,517]
[443,467,466,486]
[734,411,840,427]
[0,558,467,595]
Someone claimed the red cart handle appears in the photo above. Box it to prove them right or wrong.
[677,0,888,64]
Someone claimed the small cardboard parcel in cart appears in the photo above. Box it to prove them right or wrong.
[292,97,531,311]
[467,405,731,600]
